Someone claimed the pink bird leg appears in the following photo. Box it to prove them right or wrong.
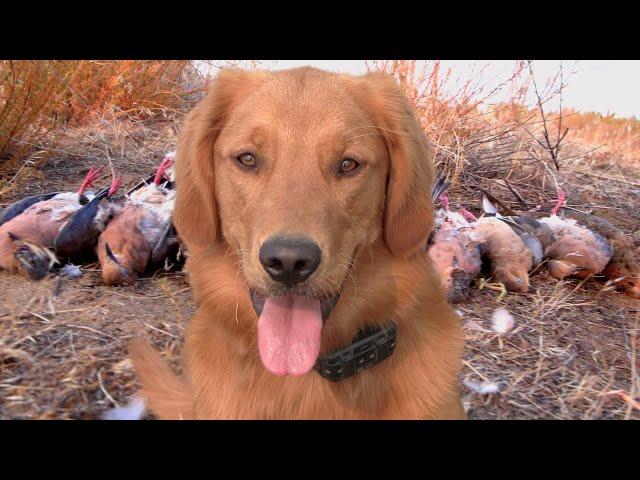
[153,157,175,185]
[107,175,123,197]
[459,207,478,222]
[78,165,105,195]
[550,188,566,216]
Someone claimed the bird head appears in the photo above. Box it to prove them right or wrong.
[494,264,530,293]
[8,232,59,280]
[102,243,137,286]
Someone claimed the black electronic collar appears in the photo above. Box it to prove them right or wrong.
[314,322,397,382]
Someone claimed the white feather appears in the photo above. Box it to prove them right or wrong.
[435,209,472,229]
[61,264,83,278]
[539,215,579,235]
[101,395,147,420]
[464,379,503,395]
[481,194,497,215]
[491,307,515,334]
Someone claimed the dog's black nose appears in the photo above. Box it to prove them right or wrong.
[259,236,322,288]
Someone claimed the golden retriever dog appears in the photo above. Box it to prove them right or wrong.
[129,67,466,419]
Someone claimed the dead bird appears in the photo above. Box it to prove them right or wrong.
[427,176,482,302]
[0,166,108,279]
[480,193,554,267]
[97,157,177,286]
[557,207,639,298]
[6,232,59,280]
[54,175,123,264]
[472,215,533,293]
[0,192,60,227]
[539,189,614,280]
[0,165,104,227]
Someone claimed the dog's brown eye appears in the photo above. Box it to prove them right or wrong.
[237,153,256,168]
[339,158,360,174]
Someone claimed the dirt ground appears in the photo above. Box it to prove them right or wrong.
[1,118,639,419]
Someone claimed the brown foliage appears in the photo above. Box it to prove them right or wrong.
[0,60,198,170]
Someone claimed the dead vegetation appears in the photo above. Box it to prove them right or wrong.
[0,115,192,418]
[460,274,639,419]
[0,60,202,197]
[1,60,639,419]
[0,269,193,419]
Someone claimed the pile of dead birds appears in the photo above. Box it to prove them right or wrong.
[428,175,640,302]
[0,151,180,286]
[1,159,639,302]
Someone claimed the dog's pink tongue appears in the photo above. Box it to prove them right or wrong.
[258,295,323,376]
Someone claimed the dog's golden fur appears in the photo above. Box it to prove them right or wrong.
[130,67,466,419]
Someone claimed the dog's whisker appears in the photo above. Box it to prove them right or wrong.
[334,252,360,292]
[233,259,244,325]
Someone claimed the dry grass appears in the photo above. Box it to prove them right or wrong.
[0,60,639,419]
[0,115,192,419]
[0,269,193,419]
[371,61,640,214]
[551,109,640,169]
[460,275,639,419]
[0,60,203,196]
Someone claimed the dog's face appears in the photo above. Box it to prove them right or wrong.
[174,67,435,376]
[214,73,388,307]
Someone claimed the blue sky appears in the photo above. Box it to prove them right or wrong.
[254,61,640,119]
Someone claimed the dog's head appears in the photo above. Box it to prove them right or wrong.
[174,67,435,376]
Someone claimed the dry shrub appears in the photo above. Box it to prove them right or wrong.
[368,62,546,196]
[366,61,600,210]
[53,60,195,123]
[0,62,65,167]
[368,60,531,142]
[0,60,208,199]
[0,60,201,173]
[371,61,640,195]
[560,110,640,169]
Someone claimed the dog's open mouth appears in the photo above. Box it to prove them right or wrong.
[250,290,340,377]
[250,290,339,321]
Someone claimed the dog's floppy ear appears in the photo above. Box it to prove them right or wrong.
[344,72,435,258]
[174,69,269,250]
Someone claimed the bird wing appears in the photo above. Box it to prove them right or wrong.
[149,220,177,266]
[0,192,60,227]
[53,188,113,260]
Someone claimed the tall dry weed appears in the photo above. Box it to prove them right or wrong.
[0,60,199,170]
